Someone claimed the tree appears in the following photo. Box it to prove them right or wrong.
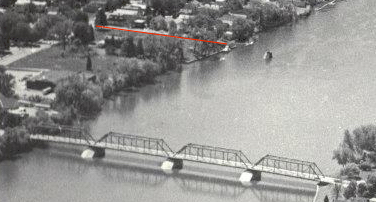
[0,126,30,160]
[86,55,92,71]
[0,12,25,48]
[120,36,135,57]
[367,173,376,196]
[333,143,356,166]
[232,18,255,42]
[340,163,360,180]
[73,10,89,23]
[94,8,107,26]
[11,22,32,44]
[343,180,357,199]
[51,19,73,50]
[135,38,144,58]
[73,22,94,46]
[358,182,368,197]
[150,15,168,31]
[353,125,376,152]
[0,0,16,7]
[343,129,355,151]
[36,15,65,39]
[0,66,15,97]
[168,20,177,35]
[54,75,103,117]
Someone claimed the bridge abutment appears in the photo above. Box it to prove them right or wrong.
[161,158,183,170]
[239,169,262,183]
[81,147,105,158]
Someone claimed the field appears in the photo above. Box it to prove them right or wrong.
[8,44,129,73]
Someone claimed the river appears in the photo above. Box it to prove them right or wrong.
[2,0,376,201]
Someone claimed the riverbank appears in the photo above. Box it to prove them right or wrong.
[4,0,343,123]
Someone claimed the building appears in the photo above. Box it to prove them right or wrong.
[107,7,143,26]
[133,19,146,28]
[15,0,47,12]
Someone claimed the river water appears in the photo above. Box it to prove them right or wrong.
[2,1,376,201]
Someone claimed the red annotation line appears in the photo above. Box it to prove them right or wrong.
[96,25,227,45]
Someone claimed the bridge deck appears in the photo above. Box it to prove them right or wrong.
[30,134,174,157]
[174,154,323,181]
[30,134,95,146]
[30,134,340,183]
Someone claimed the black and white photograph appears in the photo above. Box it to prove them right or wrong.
[0,0,374,201]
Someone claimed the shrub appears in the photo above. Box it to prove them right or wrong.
[343,180,357,199]
[360,162,372,171]
[340,163,360,180]
[0,126,31,160]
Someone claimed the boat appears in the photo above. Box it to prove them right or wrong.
[245,39,254,46]
[219,57,226,61]
[263,51,273,60]
[222,45,230,52]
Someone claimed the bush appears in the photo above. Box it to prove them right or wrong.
[343,180,357,199]
[54,75,103,117]
[150,15,168,31]
[360,162,372,171]
[358,182,368,197]
[340,163,360,180]
[0,126,31,160]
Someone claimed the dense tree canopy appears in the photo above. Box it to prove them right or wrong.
[54,75,103,117]
[232,18,255,42]
[51,19,73,50]
[150,15,168,31]
[73,22,94,45]
[94,8,107,26]
[0,66,14,97]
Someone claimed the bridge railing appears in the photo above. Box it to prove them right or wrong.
[30,124,95,145]
[173,143,252,169]
[253,154,325,180]
[95,132,174,157]
[29,125,329,181]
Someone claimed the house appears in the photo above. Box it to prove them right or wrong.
[199,3,221,10]
[133,19,146,28]
[224,31,233,40]
[15,0,47,12]
[219,15,237,26]
[107,7,143,26]
[231,13,247,19]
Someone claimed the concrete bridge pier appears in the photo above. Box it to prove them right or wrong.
[313,181,332,202]
[239,169,262,183]
[161,157,183,170]
[81,147,105,159]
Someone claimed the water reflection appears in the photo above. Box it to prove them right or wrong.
[36,148,315,201]
[102,71,182,115]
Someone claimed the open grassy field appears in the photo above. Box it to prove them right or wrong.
[8,44,129,73]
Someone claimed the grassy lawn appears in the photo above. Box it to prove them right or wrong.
[8,44,130,73]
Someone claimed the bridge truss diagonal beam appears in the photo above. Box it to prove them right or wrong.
[94,132,174,157]
[253,154,325,180]
[173,143,252,169]
[30,124,95,145]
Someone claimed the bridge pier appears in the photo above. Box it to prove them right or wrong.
[239,169,262,183]
[81,147,105,159]
[161,157,183,170]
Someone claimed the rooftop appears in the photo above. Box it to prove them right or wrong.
[15,0,47,6]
